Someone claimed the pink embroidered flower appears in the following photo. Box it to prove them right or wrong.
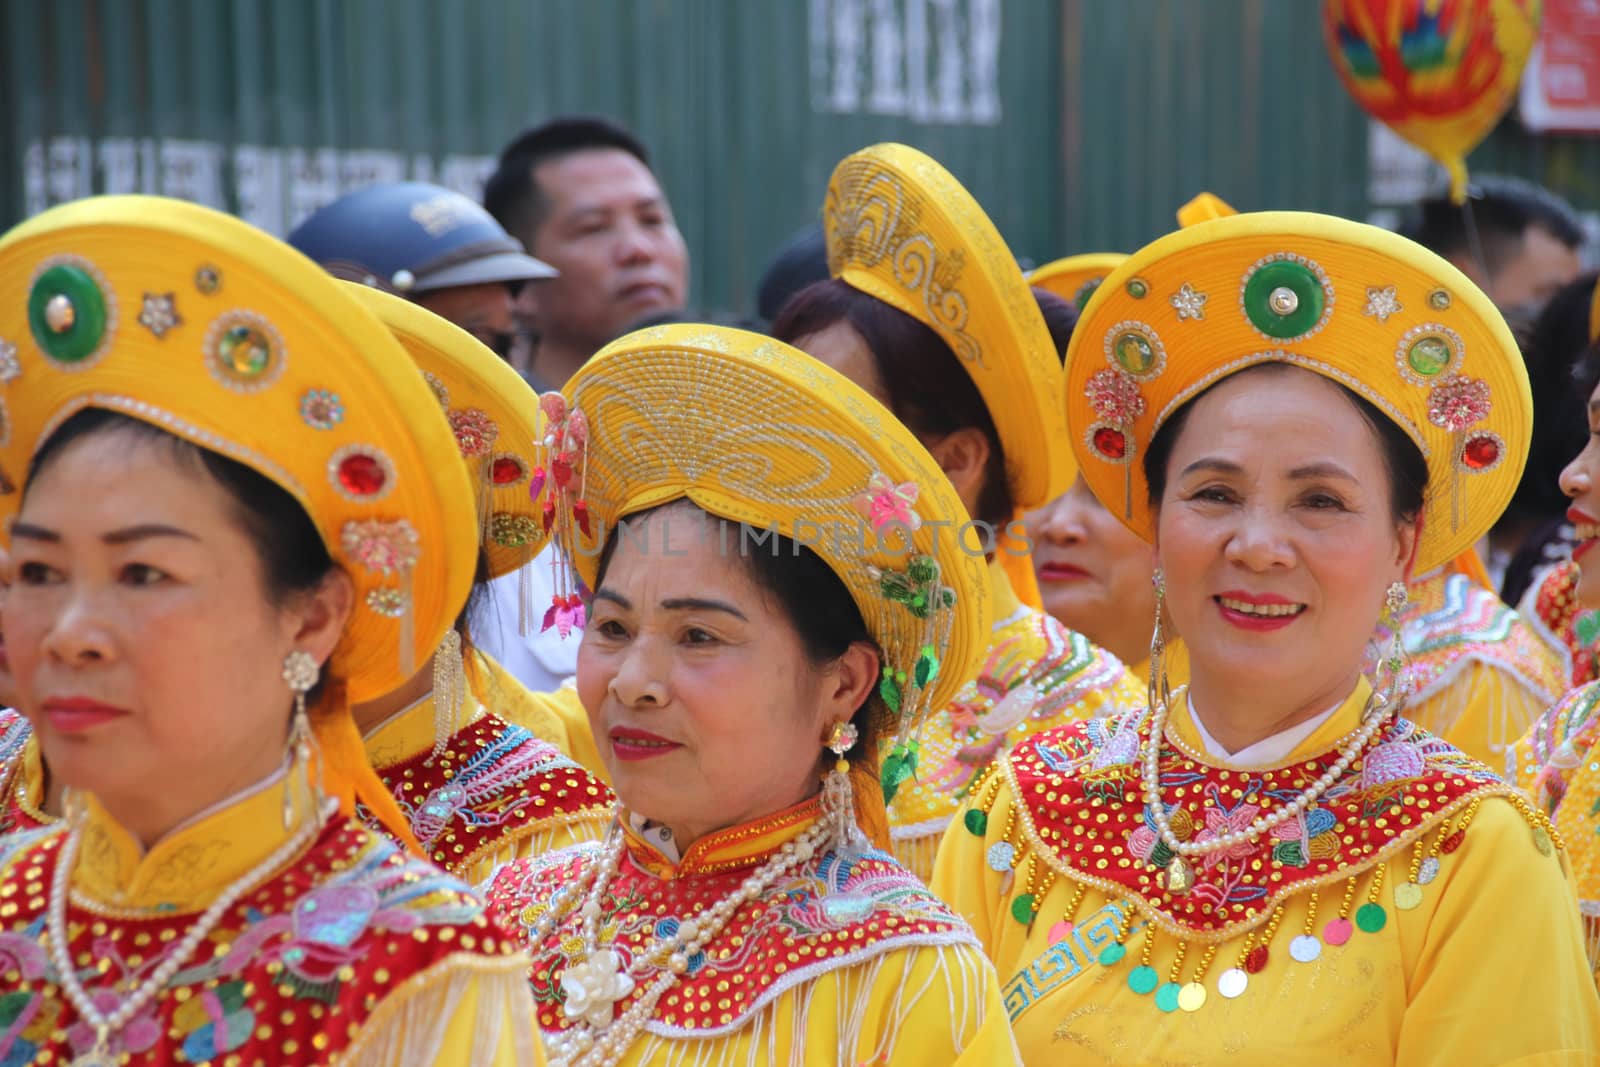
[1126,824,1160,864]
[1360,740,1426,789]
[853,472,922,532]
[448,407,499,457]
[1427,376,1490,432]
[1192,802,1260,869]
[1085,369,1147,423]
[340,519,421,574]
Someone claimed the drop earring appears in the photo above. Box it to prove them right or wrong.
[428,629,468,764]
[1378,581,1413,711]
[281,650,319,829]
[821,720,865,862]
[1148,568,1172,714]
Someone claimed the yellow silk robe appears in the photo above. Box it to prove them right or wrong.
[489,798,1021,1065]
[477,650,610,786]
[889,560,1144,881]
[0,772,542,1065]
[932,681,1600,1065]
[1511,680,1600,982]
[361,660,612,890]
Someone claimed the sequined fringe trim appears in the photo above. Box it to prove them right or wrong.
[335,952,538,1067]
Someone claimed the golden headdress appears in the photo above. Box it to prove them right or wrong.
[1064,208,1532,574]
[520,323,992,821]
[0,195,480,846]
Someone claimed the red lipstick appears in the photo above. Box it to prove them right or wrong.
[1213,591,1306,633]
[609,725,683,762]
[42,696,129,734]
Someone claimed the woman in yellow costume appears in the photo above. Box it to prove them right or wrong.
[1517,278,1600,691]
[485,324,1019,1065]
[338,285,613,887]
[0,196,540,1065]
[771,144,1142,881]
[933,209,1600,1063]
[0,283,615,887]
[1510,337,1600,982]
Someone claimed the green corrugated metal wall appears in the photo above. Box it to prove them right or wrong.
[3,0,1597,318]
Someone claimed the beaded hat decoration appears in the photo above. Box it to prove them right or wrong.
[522,323,992,785]
[1029,253,1129,314]
[1063,208,1532,576]
[0,195,479,842]
[341,283,548,589]
[824,143,1075,510]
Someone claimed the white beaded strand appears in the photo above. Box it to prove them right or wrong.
[1143,688,1396,861]
[546,818,834,1067]
[47,796,333,1061]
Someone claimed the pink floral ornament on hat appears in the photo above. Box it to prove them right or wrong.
[529,390,593,636]
[853,472,922,532]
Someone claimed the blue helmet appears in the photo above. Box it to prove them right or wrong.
[287,181,556,295]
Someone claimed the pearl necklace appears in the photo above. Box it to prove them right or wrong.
[1143,686,1395,895]
[48,796,334,1067]
[536,816,835,1067]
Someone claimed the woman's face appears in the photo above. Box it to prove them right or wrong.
[578,503,870,849]
[1156,366,1416,714]
[1025,475,1156,667]
[6,425,347,835]
[1560,376,1600,609]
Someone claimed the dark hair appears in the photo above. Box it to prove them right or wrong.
[1032,286,1080,362]
[28,409,333,601]
[1399,175,1584,277]
[484,116,654,243]
[1143,363,1429,525]
[1511,270,1600,523]
[756,224,830,324]
[771,278,1013,528]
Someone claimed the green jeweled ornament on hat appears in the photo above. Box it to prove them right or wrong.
[28,261,110,365]
[1242,258,1328,341]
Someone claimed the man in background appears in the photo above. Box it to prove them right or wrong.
[1401,174,1584,321]
[484,116,689,389]
[287,181,555,375]
[1402,175,1588,592]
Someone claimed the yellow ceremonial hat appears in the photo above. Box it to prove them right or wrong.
[1064,209,1531,575]
[341,283,546,582]
[1029,253,1128,312]
[823,143,1073,509]
[0,195,479,841]
[524,323,991,791]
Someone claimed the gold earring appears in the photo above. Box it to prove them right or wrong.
[1378,581,1412,711]
[821,720,863,859]
[281,650,319,829]
[1148,568,1172,713]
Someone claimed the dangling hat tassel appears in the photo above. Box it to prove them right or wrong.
[308,678,425,858]
[533,394,590,639]
[427,628,467,765]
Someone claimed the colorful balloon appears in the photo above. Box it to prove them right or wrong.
[1322,0,1541,203]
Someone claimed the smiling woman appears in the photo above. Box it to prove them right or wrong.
[0,196,542,1066]
[1511,338,1600,985]
[483,323,1019,1066]
[933,208,1600,1063]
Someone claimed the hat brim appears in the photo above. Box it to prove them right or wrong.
[417,250,558,291]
